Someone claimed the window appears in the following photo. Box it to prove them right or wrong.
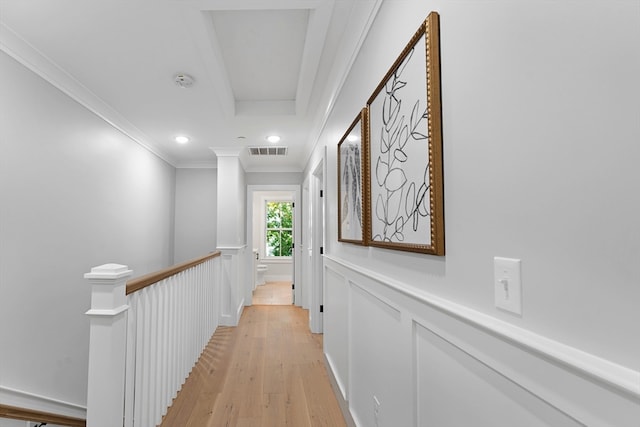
[265,201,293,257]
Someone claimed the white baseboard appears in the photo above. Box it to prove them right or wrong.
[324,255,640,427]
[0,385,86,420]
[323,354,356,427]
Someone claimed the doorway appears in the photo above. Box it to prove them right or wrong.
[246,185,301,307]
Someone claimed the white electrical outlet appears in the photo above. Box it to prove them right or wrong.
[494,257,522,315]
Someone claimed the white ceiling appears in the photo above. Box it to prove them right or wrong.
[0,0,381,171]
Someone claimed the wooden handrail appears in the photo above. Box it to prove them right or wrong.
[126,251,221,295]
[0,404,86,427]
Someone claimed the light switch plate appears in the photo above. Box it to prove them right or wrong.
[494,257,522,315]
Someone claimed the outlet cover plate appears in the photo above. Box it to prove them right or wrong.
[494,257,522,315]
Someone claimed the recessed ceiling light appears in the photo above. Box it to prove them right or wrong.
[266,135,281,143]
[175,136,190,144]
[347,135,359,142]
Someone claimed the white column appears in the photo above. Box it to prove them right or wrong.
[212,148,246,247]
[85,263,132,427]
[212,148,248,326]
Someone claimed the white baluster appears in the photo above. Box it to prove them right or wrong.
[210,259,215,333]
[105,255,224,426]
[169,278,177,401]
[133,290,144,426]
[186,270,193,372]
[160,279,169,416]
[124,292,138,427]
[156,280,165,422]
[196,265,203,350]
[151,286,160,425]
[179,272,187,385]
[144,288,154,425]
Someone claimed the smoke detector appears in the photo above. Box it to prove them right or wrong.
[174,73,195,88]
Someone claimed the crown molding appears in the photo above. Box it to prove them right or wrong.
[294,0,334,116]
[0,22,177,167]
[302,0,384,168]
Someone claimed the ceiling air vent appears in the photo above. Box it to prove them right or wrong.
[249,146,288,156]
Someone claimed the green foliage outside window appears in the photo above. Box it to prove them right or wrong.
[266,201,293,257]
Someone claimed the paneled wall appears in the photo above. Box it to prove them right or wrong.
[304,1,640,425]
[324,257,639,426]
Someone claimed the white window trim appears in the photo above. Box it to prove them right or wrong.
[264,200,293,258]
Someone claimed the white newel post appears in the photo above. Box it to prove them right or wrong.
[85,263,133,427]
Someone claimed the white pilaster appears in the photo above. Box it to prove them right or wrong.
[84,263,132,427]
[212,148,246,247]
[213,147,249,326]
[218,246,246,326]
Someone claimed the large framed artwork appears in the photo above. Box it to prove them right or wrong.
[337,108,367,244]
[365,12,444,255]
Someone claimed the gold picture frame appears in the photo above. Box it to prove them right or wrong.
[364,12,444,255]
[337,108,368,244]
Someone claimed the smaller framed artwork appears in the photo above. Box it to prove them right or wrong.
[364,11,444,255]
[337,108,368,244]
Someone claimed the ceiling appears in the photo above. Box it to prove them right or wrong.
[0,0,381,171]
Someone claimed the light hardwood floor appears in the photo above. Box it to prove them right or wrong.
[252,281,293,305]
[160,305,346,427]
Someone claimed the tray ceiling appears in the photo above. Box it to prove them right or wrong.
[0,0,382,170]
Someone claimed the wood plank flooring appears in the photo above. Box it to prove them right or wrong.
[160,305,345,427]
[251,281,293,305]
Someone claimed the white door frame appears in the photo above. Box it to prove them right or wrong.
[309,157,325,333]
[302,177,312,310]
[246,185,301,306]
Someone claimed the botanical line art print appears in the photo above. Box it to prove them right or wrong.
[371,46,429,244]
[365,12,444,255]
[338,110,366,244]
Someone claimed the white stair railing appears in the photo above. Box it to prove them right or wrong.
[85,252,221,427]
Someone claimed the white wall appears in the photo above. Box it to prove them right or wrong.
[308,0,640,425]
[0,51,176,417]
[174,168,217,263]
[246,171,302,186]
[216,155,246,247]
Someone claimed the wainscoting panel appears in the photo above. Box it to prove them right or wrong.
[348,275,412,427]
[323,256,640,427]
[218,246,246,326]
[414,321,581,427]
[324,267,349,400]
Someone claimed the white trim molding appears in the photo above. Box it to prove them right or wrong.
[0,22,175,166]
[0,386,87,420]
[324,255,639,399]
[323,255,640,427]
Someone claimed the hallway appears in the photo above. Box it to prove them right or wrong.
[160,305,346,426]
[252,281,293,305]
